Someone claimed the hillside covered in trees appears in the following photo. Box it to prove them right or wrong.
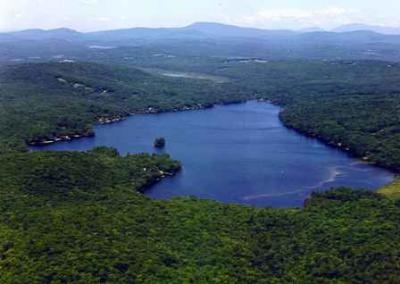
[3,60,400,170]
[0,62,248,152]
[1,57,400,282]
[1,148,400,282]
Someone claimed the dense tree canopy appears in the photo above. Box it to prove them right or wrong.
[0,149,400,282]
[1,58,400,282]
[0,62,249,152]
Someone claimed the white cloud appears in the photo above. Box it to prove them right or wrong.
[14,12,24,18]
[96,17,112,22]
[1,1,399,32]
[82,0,99,5]
[238,7,362,29]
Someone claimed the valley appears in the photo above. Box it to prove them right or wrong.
[1,22,400,282]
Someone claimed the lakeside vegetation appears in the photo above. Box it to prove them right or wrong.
[0,62,249,153]
[378,177,400,199]
[1,149,400,282]
[2,58,400,281]
[4,59,400,163]
[193,59,400,172]
[279,93,400,171]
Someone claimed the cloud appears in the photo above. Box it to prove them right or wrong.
[96,17,112,22]
[82,0,99,4]
[14,12,24,18]
[238,7,361,29]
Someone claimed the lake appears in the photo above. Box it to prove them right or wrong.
[31,101,394,207]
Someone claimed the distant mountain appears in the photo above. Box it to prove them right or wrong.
[3,22,400,63]
[300,30,388,42]
[183,22,296,38]
[333,23,400,35]
[85,22,297,42]
[298,27,325,33]
[4,22,400,43]
[0,28,81,41]
[87,26,205,41]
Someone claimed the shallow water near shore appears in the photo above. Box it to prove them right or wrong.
[31,101,394,207]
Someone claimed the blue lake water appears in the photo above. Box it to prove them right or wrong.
[31,101,394,207]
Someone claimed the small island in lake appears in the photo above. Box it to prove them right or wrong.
[154,137,166,149]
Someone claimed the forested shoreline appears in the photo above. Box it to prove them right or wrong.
[4,60,400,173]
[2,59,400,282]
[0,62,252,153]
[1,148,400,282]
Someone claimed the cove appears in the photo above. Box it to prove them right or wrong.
[31,101,394,207]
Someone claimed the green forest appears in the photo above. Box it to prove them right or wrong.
[0,62,249,153]
[1,149,400,283]
[1,59,400,282]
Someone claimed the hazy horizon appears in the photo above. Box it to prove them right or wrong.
[2,21,400,34]
[1,0,400,33]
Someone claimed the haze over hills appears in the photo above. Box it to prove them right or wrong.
[4,0,400,280]
[333,23,400,35]
[0,22,296,41]
[2,22,400,63]
[0,28,81,40]
[3,22,400,41]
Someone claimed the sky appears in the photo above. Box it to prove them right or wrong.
[1,0,400,32]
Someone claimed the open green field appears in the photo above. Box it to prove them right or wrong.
[379,177,400,199]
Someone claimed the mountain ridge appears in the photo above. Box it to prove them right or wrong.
[4,22,400,38]
[333,23,400,35]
